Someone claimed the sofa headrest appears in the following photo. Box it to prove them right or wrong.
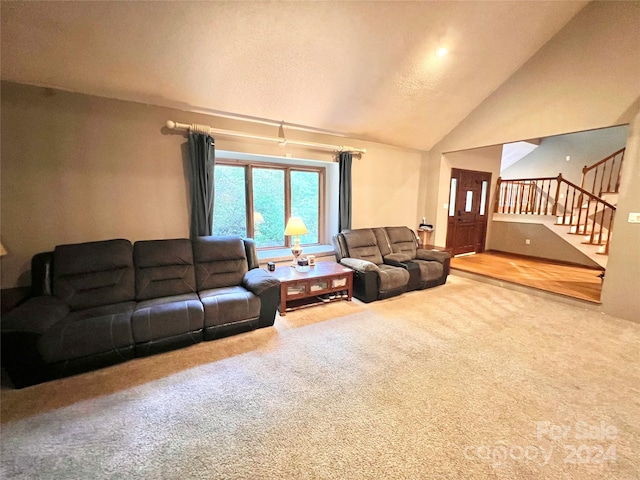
[53,239,135,311]
[385,226,418,258]
[134,239,194,268]
[192,236,247,262]
[54,239,133,276]
[134,239,197,301]
[192,236,249,290]
[340,228,383,265]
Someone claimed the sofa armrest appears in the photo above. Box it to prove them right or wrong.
[339,257,380,273]
[384,253,412,266]
[242,268,281,296]
[1,296,70,388]
[415,249,450,263]
[242,268,281,328]
[1,296,70,334]
[416,249,451,278]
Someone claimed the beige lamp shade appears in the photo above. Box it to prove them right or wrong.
[254,212,265,224]
[284,217,308,236]
[0,242,7,257]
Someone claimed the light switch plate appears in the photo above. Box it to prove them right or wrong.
[628,212,640,223]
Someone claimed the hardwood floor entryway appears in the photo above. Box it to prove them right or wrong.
[450,251,604,303]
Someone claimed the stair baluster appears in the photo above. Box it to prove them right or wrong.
[581,147,625,196]
[496,175,616,255]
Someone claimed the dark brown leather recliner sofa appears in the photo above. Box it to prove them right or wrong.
[333,226,450,303]
[1,236,280,388]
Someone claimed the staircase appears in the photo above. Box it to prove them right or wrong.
[495,148,625,268]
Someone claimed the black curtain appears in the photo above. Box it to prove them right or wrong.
[188,133,215,238]
[338,152,353,232]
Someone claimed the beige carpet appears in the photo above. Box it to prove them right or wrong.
[1,276,639,479]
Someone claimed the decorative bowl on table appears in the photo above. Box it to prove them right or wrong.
[295,257,310,272]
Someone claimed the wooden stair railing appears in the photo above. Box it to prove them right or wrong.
[495,174,616,254]
[581,147,625,197]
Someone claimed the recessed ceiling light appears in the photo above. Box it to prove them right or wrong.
[436,47,448,57]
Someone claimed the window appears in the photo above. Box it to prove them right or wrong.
[464,190,474,212]
[212,165,247,237]
[213,159,324,249]
[480,180,488,215]
[448,178,457,217]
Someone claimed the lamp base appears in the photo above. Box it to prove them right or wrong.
[291,245,302,267]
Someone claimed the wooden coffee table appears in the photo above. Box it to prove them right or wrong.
[269,262,353,315]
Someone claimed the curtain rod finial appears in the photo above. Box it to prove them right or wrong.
[166,120,176,129]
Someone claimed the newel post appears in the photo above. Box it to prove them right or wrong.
[580,165,588,190]
[494,177,503,213]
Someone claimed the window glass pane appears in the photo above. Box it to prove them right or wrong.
[480,180,488,215]
[291,170,319,244]
[253,168,285,247]
[448,178,457,217]
[213,165,247,237]
[465,190,473,212]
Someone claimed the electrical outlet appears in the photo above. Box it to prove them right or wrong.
[628,212,640,223]
[525,239,531,245]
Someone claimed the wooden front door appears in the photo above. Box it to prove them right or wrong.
[446,168,492,256]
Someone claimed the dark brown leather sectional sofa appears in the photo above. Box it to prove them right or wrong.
[333,226,450,303]
[1,236,280,388]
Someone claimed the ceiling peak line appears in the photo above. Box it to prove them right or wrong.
[165,120,367,155]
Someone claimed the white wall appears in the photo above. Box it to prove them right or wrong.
[424,1,640,248]
[502,125,629,184]
[421,1,640,321]
[601,111,640,320]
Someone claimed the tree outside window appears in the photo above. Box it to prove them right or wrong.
[212,161,323,248]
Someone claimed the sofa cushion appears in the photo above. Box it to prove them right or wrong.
[199,286,261,327]
[385,226,418,258]
[377,264,410,292]
[193,236,249,290]
[134,239,197,301]
[53,239,135,311]
[38,301,135,364]
[342,229,384,265]
[132,293,204,343]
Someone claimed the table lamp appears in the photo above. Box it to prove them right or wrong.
[284,217,308,266]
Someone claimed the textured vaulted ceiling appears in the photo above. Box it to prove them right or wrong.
[1,1,588,151]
